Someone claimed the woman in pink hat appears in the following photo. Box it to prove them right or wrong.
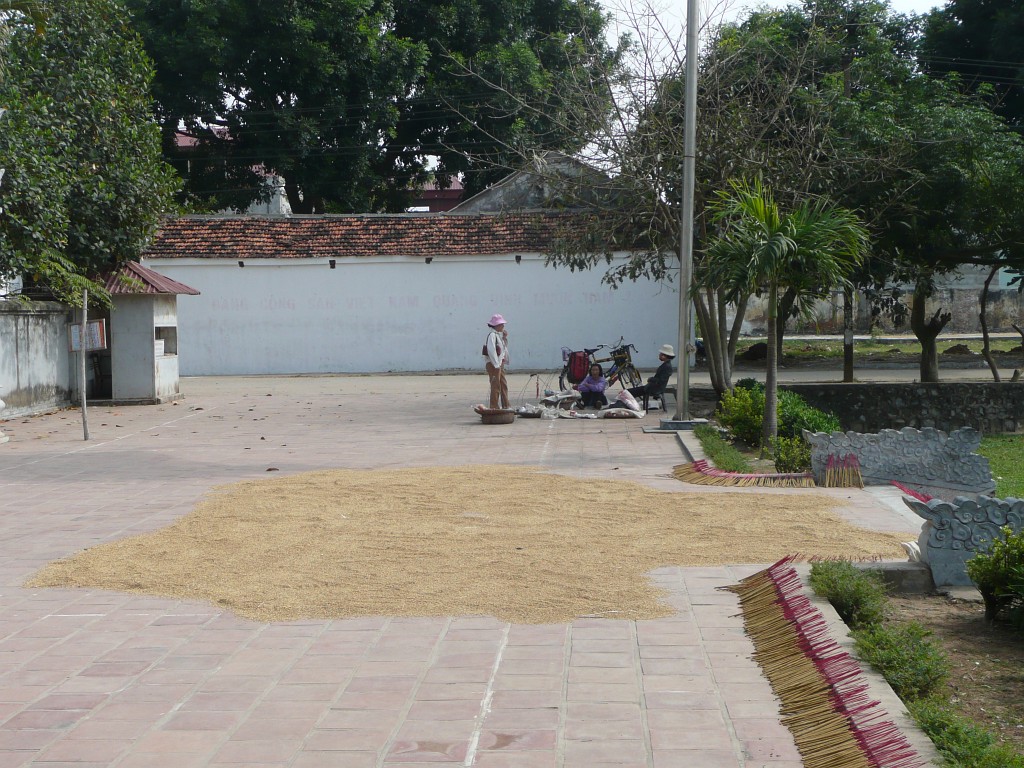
[483,313,509,409]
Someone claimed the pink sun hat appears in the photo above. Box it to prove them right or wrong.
[488,314,507,327]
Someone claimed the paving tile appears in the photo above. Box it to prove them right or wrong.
[566,683,640,703]
[212,738,303,763]
[303,729,392,751]
[568,652,633,668]
[473,754,558,768]
[385,737,468,762]
[479,708,560,730]
[564,719,644,740]
[132,729,225,753]
[650,725,734,750]
[34,737,133,762]
[563,739,648,763]
[0,729,61,750]
[652,749,740,767]
[405,700,481,721]
[317,709,404,730]
[291,752,377,768]
[491,674,561,691]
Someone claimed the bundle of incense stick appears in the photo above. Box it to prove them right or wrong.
[725,557,923,768]
[672,460,816,488]
[890,480,933,502]
[824,453,864,488]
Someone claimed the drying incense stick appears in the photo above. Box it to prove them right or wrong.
[673,460,816,488]
[726,557,923,768]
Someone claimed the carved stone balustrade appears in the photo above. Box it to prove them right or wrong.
[804,426,995,500]
[903,495,1024,587]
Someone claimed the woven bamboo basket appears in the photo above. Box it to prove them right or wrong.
[475,407,516,425]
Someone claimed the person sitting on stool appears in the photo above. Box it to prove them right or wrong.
[628,344,675,403]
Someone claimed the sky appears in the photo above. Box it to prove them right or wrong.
[711,0,942,17]
[611,0,945,42]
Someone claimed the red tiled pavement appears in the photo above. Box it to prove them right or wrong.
[0,374,937,766]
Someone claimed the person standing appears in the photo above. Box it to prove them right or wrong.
[484,314,509,409]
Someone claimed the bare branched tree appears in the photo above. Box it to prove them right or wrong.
[442,0,927,394]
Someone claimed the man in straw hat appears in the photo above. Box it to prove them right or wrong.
[628,343,675,403]
[483,313,510,409]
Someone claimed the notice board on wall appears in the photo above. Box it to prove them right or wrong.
[68,319,108,352]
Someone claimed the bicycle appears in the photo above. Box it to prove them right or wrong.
[558,337,644,392]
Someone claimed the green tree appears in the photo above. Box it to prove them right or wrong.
[921,0,1024,128]
[865,74,1024,381]
[0,0,178,302]
[705,178,868,451]
[124,0,616,214]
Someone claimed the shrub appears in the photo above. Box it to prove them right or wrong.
[693,424,752,473]
[715,386,764,447]
[716,385,839,448]
[965,526,1024,622]
[777,390,841,439]
[808,561,887,629]
[852,621,949,701]
[909,699,1024,768]
[773,435,811,472]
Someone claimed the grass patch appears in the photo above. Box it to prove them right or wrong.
[734,338,1022,360]
[693,424,753,473]
[979,434,1024,499]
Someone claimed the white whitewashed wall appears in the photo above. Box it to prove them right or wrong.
[144,253,681,376]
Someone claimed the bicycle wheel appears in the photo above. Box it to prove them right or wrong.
[558,365,571,391]
[618,365,643,390]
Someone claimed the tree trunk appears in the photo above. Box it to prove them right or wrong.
[727,294,748,385]
[843,285,855,382]
[776,286,797,366]
[980,265,1000,382]
[761,283,779,457]
[910,280,951,383]
[695,287,744,395]
[694,290,724,394]
[1012,323,1024,382]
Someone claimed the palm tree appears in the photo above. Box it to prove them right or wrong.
[706,178,869,454]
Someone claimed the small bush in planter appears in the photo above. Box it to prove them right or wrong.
[852,621,949,701]
[808,561,888,628]
[777,390,841,438]
[714,386,764,447]
[773,435,811,472]
[966,526,1024,623]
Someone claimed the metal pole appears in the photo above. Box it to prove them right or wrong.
[674,0,699,423]
[80,289,90,441]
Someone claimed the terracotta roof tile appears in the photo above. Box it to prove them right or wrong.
[143,213,576,260]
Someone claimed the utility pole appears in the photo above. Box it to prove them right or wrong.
[662,0,701,430]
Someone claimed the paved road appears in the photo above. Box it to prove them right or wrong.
[0,374,937,767]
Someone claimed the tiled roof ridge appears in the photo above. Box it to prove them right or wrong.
[144,211,584,260]
[159,210,574,220]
